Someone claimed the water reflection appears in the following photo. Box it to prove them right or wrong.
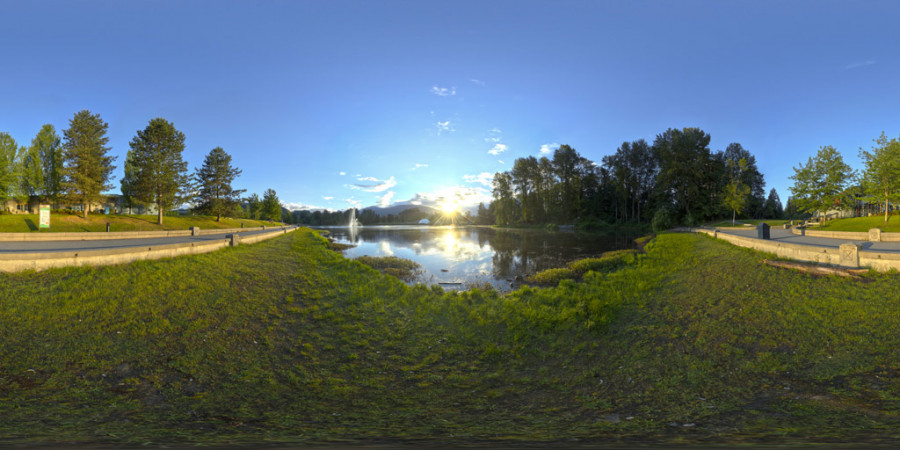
[323,225,639,291]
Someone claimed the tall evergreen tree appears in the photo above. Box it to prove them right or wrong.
[62,110,116,218]
[763,188,783,219]
[192,147,245,221]
[126,118,189,225]
[33,124,63,203]
[261,188,282,221]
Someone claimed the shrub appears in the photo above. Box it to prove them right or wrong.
[356,256,423,282]
[575,217,609,232]
[652,207,673,232]
[525,267,576,285]
[570,249,637,275]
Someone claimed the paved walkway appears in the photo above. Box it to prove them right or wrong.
[714,227,900,253]
[0,229,278,253]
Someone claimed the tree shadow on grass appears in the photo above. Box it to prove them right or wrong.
[24,219,38,232]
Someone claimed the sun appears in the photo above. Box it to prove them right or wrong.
[440,200,461,215]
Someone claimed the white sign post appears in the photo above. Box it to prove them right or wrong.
[39,204,50,229]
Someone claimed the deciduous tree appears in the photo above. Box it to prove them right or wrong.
[33,124,63,203]
[0,133,19,201]
[789,145,855,222]
[859,132,900,223]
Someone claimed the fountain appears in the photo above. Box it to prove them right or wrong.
[349,208,361,228]
[349,208,361,241]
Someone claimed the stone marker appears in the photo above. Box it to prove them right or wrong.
[191,226,200,236]
[757,222,770,240]
[839,242,860,268]
[869,228,881,242]
[226,233,240,247]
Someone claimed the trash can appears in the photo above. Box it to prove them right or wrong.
[757,222,770,240]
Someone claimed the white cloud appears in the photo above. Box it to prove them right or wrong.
[405,186,493,212]
[352,175,397,192]
[323,196,334,201]
[540,143,560,155]
[283,202,326,211]
[498,160,505,164]
[464,172,494,187]
[411,163,429,170]
[345,197,362,208]
[435,120,454,134]
[845,60,875,69]
[488,144,507,156]
[430,86,456,96]
[489,128,502,134]
[484,137,501,143]
[378,191,395,207]
[470,78,486,86]
[339,171,346,176]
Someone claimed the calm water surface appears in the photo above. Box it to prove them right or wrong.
[322,225,640,291]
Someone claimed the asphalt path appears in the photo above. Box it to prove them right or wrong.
[0,228,281,253]
[715,227,900,253]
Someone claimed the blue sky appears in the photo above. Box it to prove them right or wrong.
[2,0,899,211]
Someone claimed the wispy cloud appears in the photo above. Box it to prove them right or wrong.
[539,143,559,155]
[352,175,397,193]
[345,197,362,208]
[498,160,505,164]
[845,60,875,69]
[435,120,455,135]
[323,196,334,201]
[283,202,328,211]
[488,143,507,156]
[339,172,346,176]
[378,191,395,207]
[464,172,494,187]
[470,78,486,86]
[411,163,429,170]
[431,86,456,96]
[484,128,502,143]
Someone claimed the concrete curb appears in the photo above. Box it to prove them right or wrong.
[0,226,271,242]
[0,226,297,272]
[688,227,900,271]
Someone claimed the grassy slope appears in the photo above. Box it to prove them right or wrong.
[819,215,900,232]
[0,213,281,232]
[2,229,900,445]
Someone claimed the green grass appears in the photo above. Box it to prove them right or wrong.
[818,214,900,232]
[527,249,639,285]
[355,255,423,282]
[0,212,281,233]
[3,228,900,445]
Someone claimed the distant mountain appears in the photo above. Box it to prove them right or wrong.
[362,202,438,217]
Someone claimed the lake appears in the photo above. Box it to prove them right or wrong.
[321,225,642,291]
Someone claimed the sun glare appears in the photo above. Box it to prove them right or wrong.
[440,200,460,215]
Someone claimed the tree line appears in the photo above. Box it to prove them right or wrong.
[482,127,783,229]
[0,109,284,225]
[788,132,900,223]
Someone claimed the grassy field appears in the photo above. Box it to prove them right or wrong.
[2,228,900,445]
[819,214,900,232]
[0,212,281,233]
